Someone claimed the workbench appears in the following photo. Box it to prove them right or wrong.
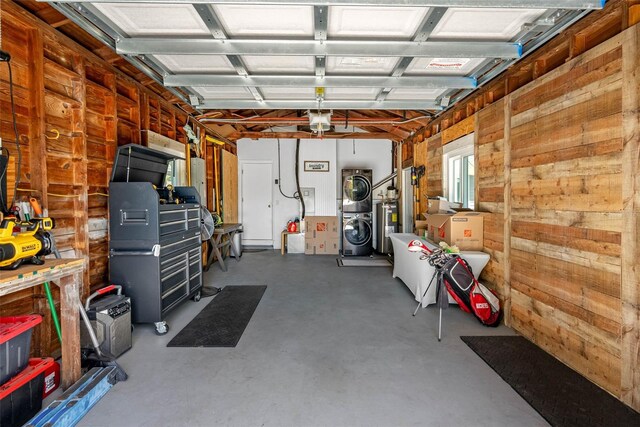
[0,258,85,389]
[204,223,242,272]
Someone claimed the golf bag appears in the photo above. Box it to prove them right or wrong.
[440,255,501,327]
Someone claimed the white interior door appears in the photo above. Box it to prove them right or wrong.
[242,162,273,242]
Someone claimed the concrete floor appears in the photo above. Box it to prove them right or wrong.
[80,250,547,427]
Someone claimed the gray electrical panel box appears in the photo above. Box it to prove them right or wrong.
[300,187,315,215]
[190,157,206,207]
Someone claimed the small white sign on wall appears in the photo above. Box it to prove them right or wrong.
[304,161,330,172]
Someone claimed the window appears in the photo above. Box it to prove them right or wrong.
[443,133,475,209]
[164,159,187,188]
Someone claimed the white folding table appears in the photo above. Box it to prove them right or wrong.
[389,233,490,307]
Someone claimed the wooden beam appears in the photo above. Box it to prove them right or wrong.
[503,95,512,328]
[386,110,431,127]
[441,114,476,145]
[333,111,411,139]
[230,131,400,141]
[630,4,640,26]
[27,26,51,359]
[50,18,71,28]
[620,23,640,412]
[70,47,91,299]
[27,28,48,209]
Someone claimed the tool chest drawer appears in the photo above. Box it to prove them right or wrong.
[159,206,201,237]
[160,234,200,257]
[160,254,189,294]
[161,280,188,313]
[188,248,202,294]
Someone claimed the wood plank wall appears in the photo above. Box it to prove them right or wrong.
[405,0,638,158]
[415,25,640,410]
[412,134,443,218]
[412,139,428,215]
[508,35,625,397]
[0,2,234,357]
[221,150,238,224]
[424,135,443,199]
[620,20,640,413]
[476,99,507,302]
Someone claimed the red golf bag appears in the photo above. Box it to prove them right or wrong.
[439,255,501,327]
[407,239,502,331]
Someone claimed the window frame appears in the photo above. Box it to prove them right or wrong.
[442,133,475,209]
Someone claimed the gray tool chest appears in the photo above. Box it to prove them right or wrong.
[108,144,202,335]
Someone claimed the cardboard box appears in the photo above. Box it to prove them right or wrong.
[426,212,484,250]
[415,220,429,238]
[426,198,463,214]
[304,216,339,255]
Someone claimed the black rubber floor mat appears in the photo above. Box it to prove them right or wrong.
[168,285,266,347]
[461,335,640,427]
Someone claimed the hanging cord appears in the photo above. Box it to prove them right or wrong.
[295,138,305,219]
[0,57,21,214]
[0,147,8,213]
[276,138,298,200]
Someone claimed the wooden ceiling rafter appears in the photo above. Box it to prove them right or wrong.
[229,131,401,141]
[353,109,421,133]
[332,111,411,140]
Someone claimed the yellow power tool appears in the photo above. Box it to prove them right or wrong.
[0,217,55,269]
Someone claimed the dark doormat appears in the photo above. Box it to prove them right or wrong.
[168,285,266,347]
[336,257,392,267]
[461,335,640,427]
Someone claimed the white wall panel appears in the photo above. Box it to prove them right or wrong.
[299,139,337,216]
[237,137,336,247]
[237,138,298,248]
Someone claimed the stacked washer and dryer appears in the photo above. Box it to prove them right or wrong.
[342,169,373,256]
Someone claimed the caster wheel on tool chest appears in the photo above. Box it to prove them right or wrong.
[192,290,202,302]
[154,321,169,336]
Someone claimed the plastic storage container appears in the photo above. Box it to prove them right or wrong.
[0,315,42,385]
[0,357,59,427]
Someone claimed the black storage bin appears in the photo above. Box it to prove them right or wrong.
[0,358,56,427]
[0,315,42,386]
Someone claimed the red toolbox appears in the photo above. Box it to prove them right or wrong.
[0,315,43,385]
[0,358,60,427]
